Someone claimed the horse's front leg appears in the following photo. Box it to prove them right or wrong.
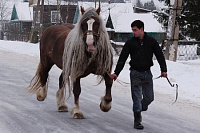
[100,73,113,112]
[71,78,84,119]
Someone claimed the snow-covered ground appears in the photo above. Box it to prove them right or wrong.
[0,40,200,106]
[0,40,200,132]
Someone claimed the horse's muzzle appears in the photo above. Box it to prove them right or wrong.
[87,44,95,52]
[86,35,95,52]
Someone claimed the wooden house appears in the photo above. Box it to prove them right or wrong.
[3,2,33,41]
[3,1,76,42]
[73,2,133,24]
[32,3,77,29]
[73,2,165,44]
[106,12,166,43]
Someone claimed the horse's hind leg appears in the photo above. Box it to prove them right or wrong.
[100,73,113,112]
[71,78,85,119]
[56,72,68,112]
[36,61,53,101]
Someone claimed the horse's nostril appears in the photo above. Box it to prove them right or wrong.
[87,45,95,52]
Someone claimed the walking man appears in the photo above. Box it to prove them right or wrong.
[109,20,167,130]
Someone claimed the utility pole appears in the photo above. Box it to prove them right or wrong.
[57,0,61,24]
[29,0,41,43]
[66,0,69,23]
[95,0,101,9]
[165,0,182,61]
[99,0,101,8]
[39,0,44,40]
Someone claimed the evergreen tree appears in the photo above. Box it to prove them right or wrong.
[157,0,200,40]
[136,0,143,8]
[178,0,200,40]
[144,0,156,11]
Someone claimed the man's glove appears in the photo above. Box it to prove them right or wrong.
[161,72,167,78]
[109,74,118,81]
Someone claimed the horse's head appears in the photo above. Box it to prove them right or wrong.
[80,6,101,52]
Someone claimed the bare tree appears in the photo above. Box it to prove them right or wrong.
[0,0,11,30]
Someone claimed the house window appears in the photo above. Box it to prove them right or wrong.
[3,23,9,31]
[51,10,60,23]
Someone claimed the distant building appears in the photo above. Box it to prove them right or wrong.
[106,12,166,43]
[73,2,133,24]
[2,1,76,42]
[2,1,165,43]
[5,2,33,41]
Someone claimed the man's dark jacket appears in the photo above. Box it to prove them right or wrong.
[114,33,167,76]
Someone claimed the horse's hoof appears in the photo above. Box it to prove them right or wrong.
[71,107,84,119]
[36,88,47,101]
[100,97,112,112]
[37,95,45,101]
[100,102,111,112]
[73,113,85,119]
[58,106,68,112]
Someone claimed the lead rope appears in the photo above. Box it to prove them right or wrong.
[116,79,130,87]
[116,76,178,104]
[166,77,178,104]
[153,76,178,104]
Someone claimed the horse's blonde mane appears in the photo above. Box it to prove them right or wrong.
[62,7,113,92]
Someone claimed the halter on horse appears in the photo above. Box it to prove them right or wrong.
[28,6,113,119]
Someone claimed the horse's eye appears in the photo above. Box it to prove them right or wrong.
[94,22,100,28]
[95,21,100,24]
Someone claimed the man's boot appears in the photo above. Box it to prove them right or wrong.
[134,112,144,130]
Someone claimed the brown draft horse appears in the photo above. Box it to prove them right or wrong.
[28,6,113,119]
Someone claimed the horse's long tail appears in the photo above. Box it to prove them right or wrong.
[28,62,48,93]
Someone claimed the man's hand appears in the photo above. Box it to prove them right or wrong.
[109,74,118,81]
[161,72,167,78]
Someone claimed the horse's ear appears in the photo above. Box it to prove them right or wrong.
[80,6,85,15]
[96,6,101,15]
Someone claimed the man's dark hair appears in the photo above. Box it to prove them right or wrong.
[131,20,144,30]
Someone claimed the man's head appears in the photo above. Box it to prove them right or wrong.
[131,20,144,39]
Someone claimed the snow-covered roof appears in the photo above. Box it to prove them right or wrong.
[77,2,133,23]
[78,2,133,13]
[76,2,164,33]
[110,12,165,33]
[13,2,33,21]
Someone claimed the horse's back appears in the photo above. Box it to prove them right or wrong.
[40,24,74,69]
[63,23,75,30]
